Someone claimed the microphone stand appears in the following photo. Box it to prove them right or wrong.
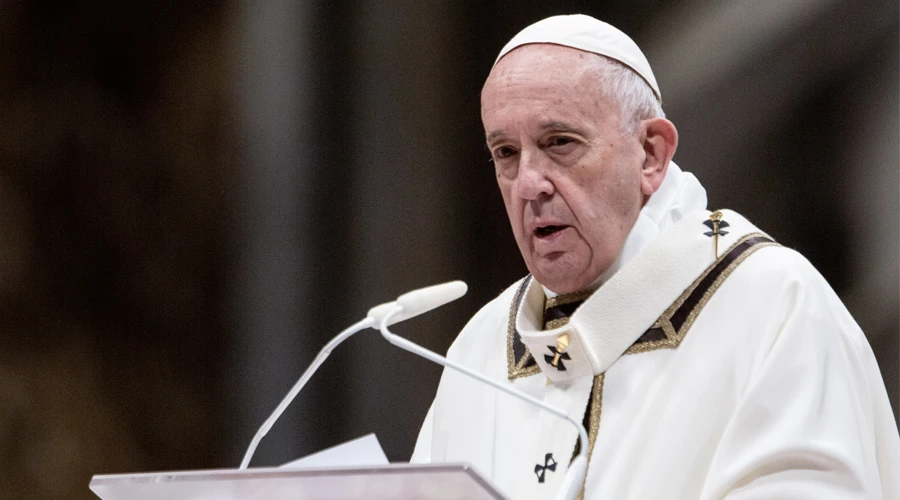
[238,280,468,469]
[238,281,587,500]
[239,316,375,470]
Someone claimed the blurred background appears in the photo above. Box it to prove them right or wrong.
[0,0,896,498]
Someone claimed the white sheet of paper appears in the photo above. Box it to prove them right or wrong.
[280,434,389,469]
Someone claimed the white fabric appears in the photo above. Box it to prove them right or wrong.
[411,210,900,498]
[495,14,661,101]
[519,209,762,382]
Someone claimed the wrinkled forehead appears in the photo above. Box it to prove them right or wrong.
[480,45,625,137]
[481,44,604,106]
[485,43,598,83]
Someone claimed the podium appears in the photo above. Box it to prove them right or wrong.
[89,463,508,500]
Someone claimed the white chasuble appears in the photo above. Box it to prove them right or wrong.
[411,209,900,500]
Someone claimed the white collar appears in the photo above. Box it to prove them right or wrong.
[518,209,766,382]
[542,161,708,298]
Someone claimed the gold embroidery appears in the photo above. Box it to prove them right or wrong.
[544,317,570,330]
[543,292,588,330]
[514,352,533,370]
[505,283,519,377]
[659,317,677,340]
[709,210,725,256]
[507,277,541,380]
[575,373,604,500]
[544,289,593,311]
[587,373,603,459]
[512,361,541,379]
[514,350,541,379]
[624,334,675,354]
[623,233,778,356]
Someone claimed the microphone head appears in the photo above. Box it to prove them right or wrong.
[368,281,467,328]
[396,281,467,318]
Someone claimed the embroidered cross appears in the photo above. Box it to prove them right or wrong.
[534,453,557,483]
[544,334,570,371]
[703,211,730,256]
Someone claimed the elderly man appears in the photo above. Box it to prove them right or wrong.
[410,14,900,500]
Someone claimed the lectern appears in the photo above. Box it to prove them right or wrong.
[89,463,508,500]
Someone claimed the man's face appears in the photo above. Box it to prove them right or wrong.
[481,44,645,294]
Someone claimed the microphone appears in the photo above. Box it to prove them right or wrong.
[378,301,589,500]
[378,280,468,325]
[238,281,468,470]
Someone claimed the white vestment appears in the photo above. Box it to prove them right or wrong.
[411,166,900,499]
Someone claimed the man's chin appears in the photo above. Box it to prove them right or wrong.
[531,268,594,295]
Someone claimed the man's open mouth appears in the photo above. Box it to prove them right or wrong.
[535,225,567,237]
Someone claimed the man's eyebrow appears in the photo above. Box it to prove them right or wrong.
[539,121,584,134]
[485,122,585,144]
[485,130,506,144]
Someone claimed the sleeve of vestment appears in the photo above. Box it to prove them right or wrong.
[698,252,899,500]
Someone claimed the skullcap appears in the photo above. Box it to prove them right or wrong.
[494,14,661,101]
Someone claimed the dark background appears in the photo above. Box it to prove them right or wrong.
[0,1,897,498]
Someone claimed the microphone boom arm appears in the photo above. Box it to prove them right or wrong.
[238,281,467,470]
[239,316,375,470]
[378,305,589,500]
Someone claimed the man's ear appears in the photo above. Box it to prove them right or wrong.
[639,118,678,196]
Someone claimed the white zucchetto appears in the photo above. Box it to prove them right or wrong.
[494,14,661,101]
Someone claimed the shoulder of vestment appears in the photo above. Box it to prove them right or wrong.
[712,241,872,361]
[722,243,840,306]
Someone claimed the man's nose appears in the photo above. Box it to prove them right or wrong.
[513,151,555,201]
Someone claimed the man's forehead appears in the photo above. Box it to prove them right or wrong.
[481,45,607,118]
[482,44,596,100]
[489,43,596,77]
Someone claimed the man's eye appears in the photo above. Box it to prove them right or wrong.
[549,136,574,147]
[493,146,517,159]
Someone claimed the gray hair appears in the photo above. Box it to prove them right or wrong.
[586,54,665,135]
